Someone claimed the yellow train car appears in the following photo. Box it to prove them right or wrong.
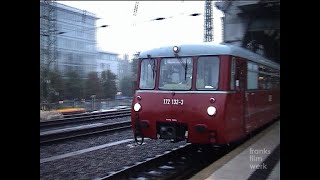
[55,108,86,115]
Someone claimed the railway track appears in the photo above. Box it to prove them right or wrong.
[99,118,279,180]
[40,121,132,144]
[40,108,131,129]
[99,143,233,180]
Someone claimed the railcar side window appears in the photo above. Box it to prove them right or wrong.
[247,62,258,89]
[258,65,268,89]
[159,58,193,90]
[230,57,236,90]
[139,59,156,89]
[196,56,219,90]
[268,68,280,89]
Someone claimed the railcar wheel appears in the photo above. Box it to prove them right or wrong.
[134,122,144,145]
[134,134,144,145]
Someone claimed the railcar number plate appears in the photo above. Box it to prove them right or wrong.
[163,98,184,105]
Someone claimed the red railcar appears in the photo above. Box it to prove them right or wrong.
[131,43,280,145]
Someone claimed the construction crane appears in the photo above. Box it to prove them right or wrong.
[40,0,58,70]
[133,1,139,26]
[40,0,58,102]
[204,0,213,42]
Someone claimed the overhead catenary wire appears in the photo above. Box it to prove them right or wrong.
[55,12,203,34]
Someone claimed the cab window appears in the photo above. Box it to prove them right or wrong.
[196,56,220,90]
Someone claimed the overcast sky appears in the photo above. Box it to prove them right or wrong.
[58,1,224,57]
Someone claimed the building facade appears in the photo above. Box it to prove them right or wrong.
[40,2,98,79]
[215,0,280,62]
[96,51,120,87]
[118,54,133,82]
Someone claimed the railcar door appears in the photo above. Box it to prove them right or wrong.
[234,57,247,137]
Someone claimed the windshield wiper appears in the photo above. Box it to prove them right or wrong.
[152,60,156,78]
[177,58,188,80]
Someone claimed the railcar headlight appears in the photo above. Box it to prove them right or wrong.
[134,103,141,112]
[207,106,216,116]
[173,46,180,53]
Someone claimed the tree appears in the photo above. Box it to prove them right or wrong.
[84,72,103,99]
[101,70,117,99]
[64,70,83,100]
[131,52,140,79]
[47,70,64,102]
[40,65,49,103]
[40,70,44,103]
[120,76,134,97]
[130,52,140,93]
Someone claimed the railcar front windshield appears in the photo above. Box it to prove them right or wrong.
[159,57,193,90]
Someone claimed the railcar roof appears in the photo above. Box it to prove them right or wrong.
[139,42,280,70]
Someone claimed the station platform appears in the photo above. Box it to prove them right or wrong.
[190,120,280,180]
